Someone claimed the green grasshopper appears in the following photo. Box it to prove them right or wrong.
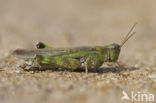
[13,23,137,73]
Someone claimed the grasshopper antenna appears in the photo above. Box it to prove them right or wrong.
[120,23,137,47]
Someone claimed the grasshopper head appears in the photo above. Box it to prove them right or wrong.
[106,23,137,62]
[107,43,121,62]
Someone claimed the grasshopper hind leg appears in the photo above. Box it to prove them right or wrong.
[36,42,52,49]
[24,58,42,71]
[33,55,82,71]
[24,55,49,71]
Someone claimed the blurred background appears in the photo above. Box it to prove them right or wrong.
[0,0,156,103]
[0,0,156,55]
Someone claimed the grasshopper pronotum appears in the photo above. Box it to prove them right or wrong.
[13,23,137,73]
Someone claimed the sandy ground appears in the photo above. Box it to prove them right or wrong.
[0,0,156,103]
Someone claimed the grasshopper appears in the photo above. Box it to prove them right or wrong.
[13,23,137,73]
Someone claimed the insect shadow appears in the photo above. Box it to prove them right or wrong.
[73,65,137,74]
[25,65,137,74]
[94,66,137,74]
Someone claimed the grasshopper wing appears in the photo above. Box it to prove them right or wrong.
[12,46,95,59]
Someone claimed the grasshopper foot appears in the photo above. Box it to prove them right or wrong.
[114,62,122,72]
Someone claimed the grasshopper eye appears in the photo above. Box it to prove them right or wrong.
[111,44,120,51]
[111,45,117,50]
[112,45,116,49]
